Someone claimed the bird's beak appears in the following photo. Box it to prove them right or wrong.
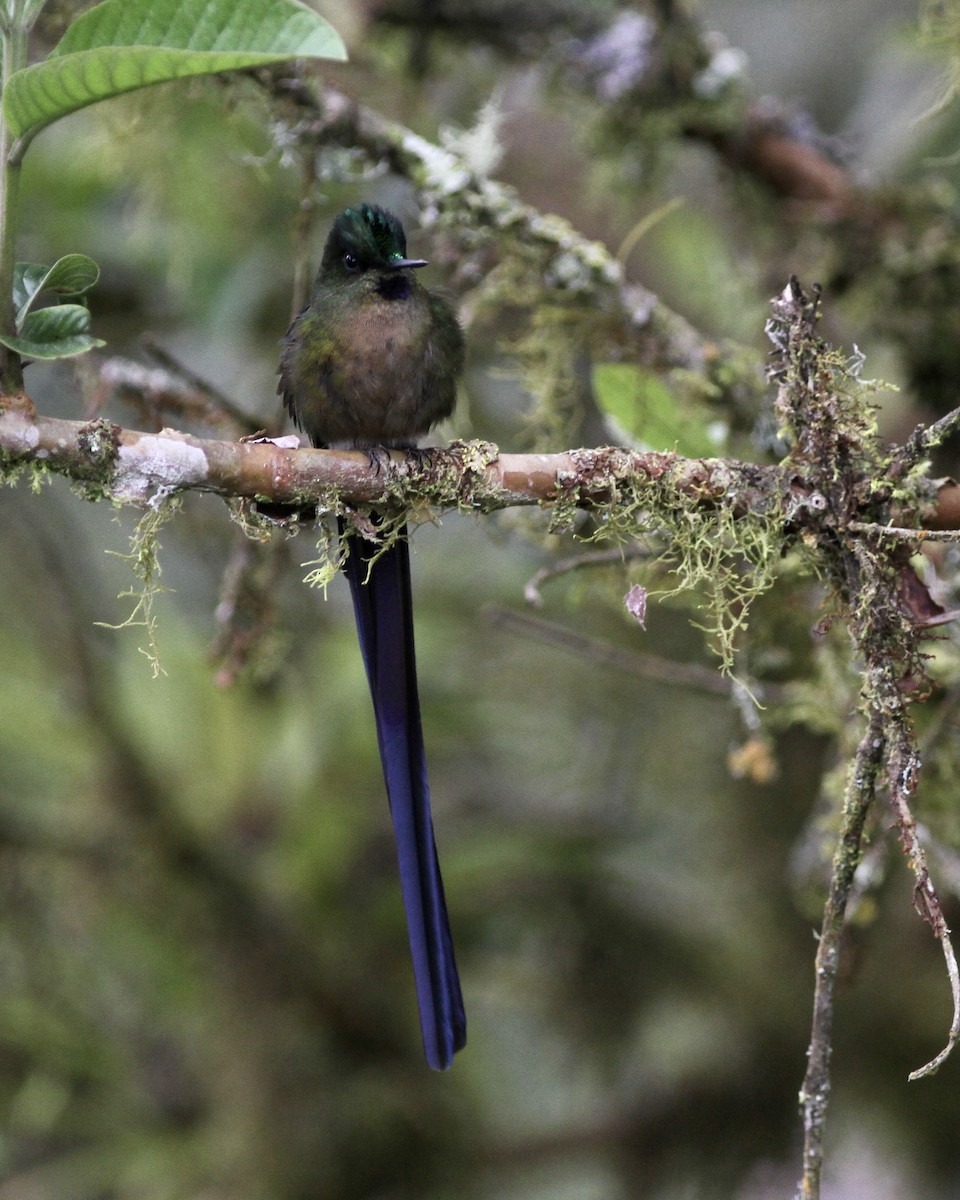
[389,257,429,270]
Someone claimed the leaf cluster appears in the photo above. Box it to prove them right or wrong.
[0,0,346,365]
[1,252,102,359]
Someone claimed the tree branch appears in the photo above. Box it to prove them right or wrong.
[0,402,786,516]
[6,399,960,539]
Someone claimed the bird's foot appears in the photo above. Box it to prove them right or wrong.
[361,446,392,476]
[404,445,434,473]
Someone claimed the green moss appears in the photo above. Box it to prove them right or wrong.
[593,460,784,672]
[0,455,43,491]
[72,417,121,502]
[301,518,346,593]
[96,497,180,678]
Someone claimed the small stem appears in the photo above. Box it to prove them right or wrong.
[0,9,27,391]
[896,402,960,471]
[522,546,652,607]
[796,715,884,1200]
[484,604,739,697]
[846,521,960,545]
[884,719,960,1080]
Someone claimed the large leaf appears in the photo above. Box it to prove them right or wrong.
[14,255,100,325]
[3,0,346,145]
[0,304,106,359]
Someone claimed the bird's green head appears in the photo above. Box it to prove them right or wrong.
[317,203,428,286]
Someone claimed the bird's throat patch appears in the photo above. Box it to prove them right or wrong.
[376,273,412,301]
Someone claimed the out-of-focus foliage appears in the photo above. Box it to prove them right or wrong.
[4,2,960,1199]
[592,361,726,455]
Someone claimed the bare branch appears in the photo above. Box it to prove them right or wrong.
[897,402,960,469]
[485,603,736,697]
[885,722,960,1081]
[846,521,960,545]
[523,546,652,606]
[138,337,262,433]
[797,715,884,1200]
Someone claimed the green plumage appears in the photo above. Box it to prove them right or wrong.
[278,203,464,447]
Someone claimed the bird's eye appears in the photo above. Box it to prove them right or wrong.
[343,253,359,271]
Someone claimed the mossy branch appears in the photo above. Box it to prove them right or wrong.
[4,391,959,527]
[764,278,960,1200]
[0,402,787,515]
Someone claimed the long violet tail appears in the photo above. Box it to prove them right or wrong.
[340,519,466,1070]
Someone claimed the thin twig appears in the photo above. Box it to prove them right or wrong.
[847,520,960,544]
[883,718,960,1080]
[797,714,884,1200]
[898,402,960,468]
[908,932,960,1079]
[485,603,737,697]
[139,335,259,431]
[524,546,652,606]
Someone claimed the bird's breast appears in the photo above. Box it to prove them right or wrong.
[322,294,448,443]
[280,282,458,449]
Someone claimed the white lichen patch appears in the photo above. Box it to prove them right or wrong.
[403,130,472,195]
[114,433,208,504]
[3,414,40,453]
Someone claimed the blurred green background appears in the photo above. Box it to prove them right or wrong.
[3,1,960,1197]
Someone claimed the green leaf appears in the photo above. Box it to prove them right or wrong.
[12,264,48,322]
[13,255,100,325]
[0,304,106,359]
[3,0,347,145]
[593,363,727,459]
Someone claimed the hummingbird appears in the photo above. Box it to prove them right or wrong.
[278,203,466,1070]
